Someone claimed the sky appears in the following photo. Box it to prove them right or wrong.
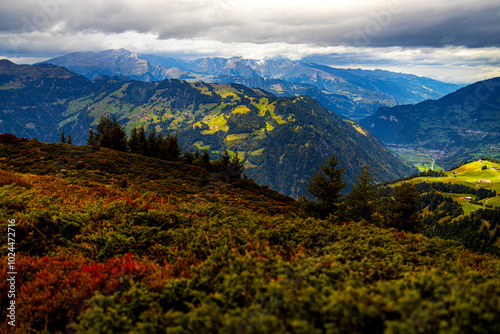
[0,0,499,84]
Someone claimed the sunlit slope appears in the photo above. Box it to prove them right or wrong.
[393,159,500,214]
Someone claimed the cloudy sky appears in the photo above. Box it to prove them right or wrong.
[1,0,499,83]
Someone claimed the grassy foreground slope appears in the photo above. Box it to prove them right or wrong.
[1,136,500,333]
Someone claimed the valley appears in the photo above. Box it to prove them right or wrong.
[362,77,500,169]
[0,60,417,198]
[388,147,444,172]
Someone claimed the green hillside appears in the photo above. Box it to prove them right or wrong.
[2,135,500,333]
[0,60,417,197]
[380,159,500,254]
[392,159,500,212]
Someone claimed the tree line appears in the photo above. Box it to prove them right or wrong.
[425,208,500,256]
[380,169,446,186]
[414,181,497,200]
[299,156,421,233]
[81,117,414,231]
[83,115,244,181]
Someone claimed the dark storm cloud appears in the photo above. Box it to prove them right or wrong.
[1,0,499,48]
[369,6,500,48]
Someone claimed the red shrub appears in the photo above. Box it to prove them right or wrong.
[0,253,180,332]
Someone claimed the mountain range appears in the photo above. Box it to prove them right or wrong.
[361,77,500,168]
[40,49,461,120]
[0,59,417,197]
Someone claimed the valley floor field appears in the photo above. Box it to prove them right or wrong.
[389,147,444,172]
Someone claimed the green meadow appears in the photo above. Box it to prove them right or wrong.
[393,160,500,214]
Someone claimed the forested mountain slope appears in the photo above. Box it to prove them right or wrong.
[0,60,417,197]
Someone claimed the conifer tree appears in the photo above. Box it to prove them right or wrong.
[158,133,181,161]
[386,182,420,232]
[182,148,196,165]
[213,150,232,173]
[87,128,96,146]
[94,115,114,148]
[228,151,244,180]
[344,165,378,223]
[60,130,66,144]
[127,126,140,154]
[170,134,181,161]
[210,150,244,181]
[192,149,211,170]
[86,115,127,152]
[109,117,128,152]
[201,150,211,170]
[303,155,346,216]
[147,127,159,157]
[67,133,72,145]
[137,125,148,156]
[194,148,202,160]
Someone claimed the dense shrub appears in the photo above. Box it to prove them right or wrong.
[2,137,500,333]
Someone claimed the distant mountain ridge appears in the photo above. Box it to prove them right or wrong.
[40,49,461,120]
[361,77,500,168]
[0,60,417,197]
[37,49,173,82]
